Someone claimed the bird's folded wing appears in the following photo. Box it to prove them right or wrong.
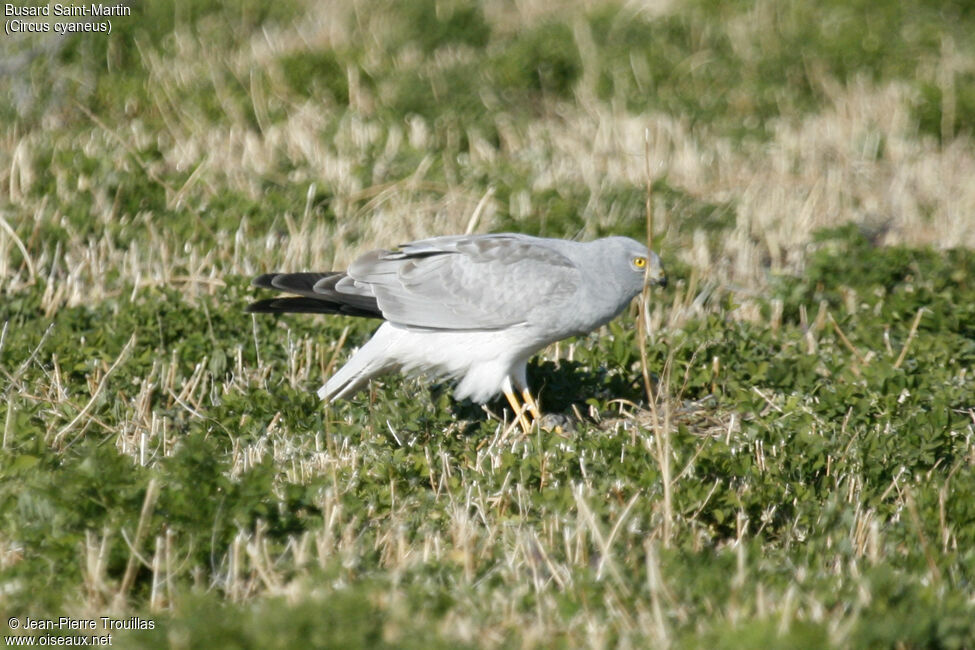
[248,272,382,317]
[345,235,581,331]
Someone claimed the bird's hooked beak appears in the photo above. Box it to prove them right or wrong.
[644,251,667,288]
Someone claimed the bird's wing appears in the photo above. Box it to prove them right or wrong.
[247,272,382,318]
[343,234,582,331]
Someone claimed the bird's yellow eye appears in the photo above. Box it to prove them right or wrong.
[633,256,647,268]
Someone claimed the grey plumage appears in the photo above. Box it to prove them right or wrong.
[248,233,666,424]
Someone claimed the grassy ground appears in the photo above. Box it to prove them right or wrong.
[1,0,974,647]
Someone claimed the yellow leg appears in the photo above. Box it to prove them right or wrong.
[521,388,543,421]
[503,388,532,434]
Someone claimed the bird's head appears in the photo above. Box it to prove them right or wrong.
[609,237,667,291]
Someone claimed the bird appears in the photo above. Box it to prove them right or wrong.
[247,233,666,432]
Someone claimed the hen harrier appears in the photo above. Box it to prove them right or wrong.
[247,233,666,431]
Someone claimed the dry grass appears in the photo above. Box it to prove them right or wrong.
[4,75,973,314]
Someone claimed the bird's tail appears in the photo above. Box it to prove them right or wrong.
[318,324,400,401]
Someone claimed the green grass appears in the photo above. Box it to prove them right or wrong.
[2,231,973,647]
[2,0,974,647]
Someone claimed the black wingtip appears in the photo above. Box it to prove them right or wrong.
[245,296,384,318]
[252,274,279,289]
[247,272,383,319]
[245,298,281,313]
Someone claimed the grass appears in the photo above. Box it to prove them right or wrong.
[1,0,974,647]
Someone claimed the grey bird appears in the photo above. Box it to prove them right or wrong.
[247,233,666,431]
